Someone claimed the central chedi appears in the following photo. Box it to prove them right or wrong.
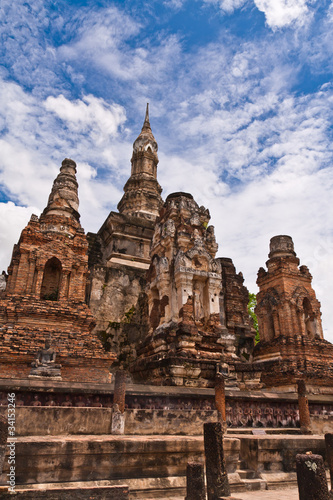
[131,192,237,387]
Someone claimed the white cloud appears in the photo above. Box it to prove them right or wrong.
[58,7,182,87]
[0,203,40,273]
[203,0,247,14]
[44,94,127,145]
[254,0,312,28]
[0,76,129,266]
[203,0,314,28]
[163,0,187,8]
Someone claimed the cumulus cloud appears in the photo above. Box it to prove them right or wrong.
[254,0,312,28]
[204,0,313,28]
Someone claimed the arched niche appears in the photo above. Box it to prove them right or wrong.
[40,257,62,300]
[303,297,317,338]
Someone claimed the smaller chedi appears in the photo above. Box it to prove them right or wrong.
[0,159,114,384]
[252,235,333,393]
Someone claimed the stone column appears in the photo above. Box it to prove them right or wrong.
[185,461,205,500]
[215,373,227,433]
[296,453,329,500]
[324,433,333,494]
[297,380,312,434]
[113,370,127,413]
[204,422,230,499]
[111,371,127,435]
[0,414,8,475]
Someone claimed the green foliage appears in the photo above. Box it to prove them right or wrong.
[248,292,260,344]
[123,305,136,323]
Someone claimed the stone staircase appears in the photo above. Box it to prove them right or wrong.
[236,467,267,491]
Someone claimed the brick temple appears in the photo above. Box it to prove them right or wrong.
[0,105,333,500]
[0,105,332,394]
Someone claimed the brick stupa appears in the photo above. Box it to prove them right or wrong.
[0,159,114,383]
[253,235,333,392]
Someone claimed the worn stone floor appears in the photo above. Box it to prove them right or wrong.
[230,487,300,499]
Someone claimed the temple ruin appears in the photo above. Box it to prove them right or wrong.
[0,106,332,498]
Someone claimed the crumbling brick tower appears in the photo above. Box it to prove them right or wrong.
[254,235,333,393]
[130,192,244,387]
[0,159,113,383]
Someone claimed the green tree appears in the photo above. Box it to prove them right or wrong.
[248,292,260,344]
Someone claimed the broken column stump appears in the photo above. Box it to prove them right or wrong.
[297,380,312,434]
[113,370,127,413]
[215,373,227,433]
[111,370,127,434]
[324,433,333,494]
[296,453,330,500]
[204,422,230,500]
[185,461,206,500]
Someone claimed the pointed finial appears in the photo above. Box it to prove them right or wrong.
[142,103,151,131]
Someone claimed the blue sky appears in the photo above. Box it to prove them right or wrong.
[1,0,333,341]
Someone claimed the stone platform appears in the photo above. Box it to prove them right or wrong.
[0,431,329,498]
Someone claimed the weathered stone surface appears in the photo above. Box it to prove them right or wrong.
[204,422,230,499]
[0,434,240,486]
[324,433,333,493]
[131,192,236,387]
[0,486,129,499]
[117,104,163,221]
[218,258,255,364]
[297,380,312,434]
[1,406,220,437]
[296,453,329,500]
[111,404,125,435]
[113,370,127,413]
[239,435,326,473]
[252,235,333,392]
[0,413,7,475]
[86,107,160,369]
[215,373,226,427]
[185,461,206,500]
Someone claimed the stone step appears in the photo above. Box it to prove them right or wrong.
[237,469,257,480]
[242,478,267,491]
[0,485,130,499]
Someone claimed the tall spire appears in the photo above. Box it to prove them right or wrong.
[142,103,151,132]
[117,105,162,220]
[132,102,158,155]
